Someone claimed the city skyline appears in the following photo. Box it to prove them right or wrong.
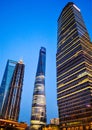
[0,0,92,125]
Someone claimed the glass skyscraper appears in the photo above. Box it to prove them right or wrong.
[31,47,47,130]
[0,60,24,121]
[0,60,17,115]
[56,2,92,130]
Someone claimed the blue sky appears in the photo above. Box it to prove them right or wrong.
[0,0,92,125]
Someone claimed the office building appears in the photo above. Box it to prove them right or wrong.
[0,60,17,115]
[31,47,47,130]
[56,2,92,130]
[1,60,25,121]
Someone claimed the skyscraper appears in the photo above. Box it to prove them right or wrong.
[56,2,92,130]
[31,47,47,130]
[0,60,17,115]
[1,60,25,121]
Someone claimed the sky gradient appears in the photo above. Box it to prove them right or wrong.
[0,0,92,125]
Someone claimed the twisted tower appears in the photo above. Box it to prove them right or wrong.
[31,47,47,130]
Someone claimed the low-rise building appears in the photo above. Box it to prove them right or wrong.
[40,124,60,130]
[50,118,59,125]
[0,119,28,130]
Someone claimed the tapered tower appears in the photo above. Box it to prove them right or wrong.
[56,2,92,130]
[31,47,47,130]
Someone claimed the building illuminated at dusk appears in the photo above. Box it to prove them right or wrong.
[30,47,47,130]
[56,2,92,130]
[1,60,25,121]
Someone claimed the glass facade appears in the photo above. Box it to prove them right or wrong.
[1,60,25,121]
[0,60,17,115]
[31,47,47,130]
[56,2,92,130]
